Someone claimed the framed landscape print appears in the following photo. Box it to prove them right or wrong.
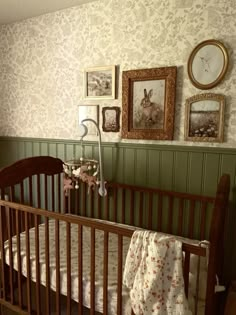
[185,93,225,142]
[84,65,116,99]
[121,66,177,140]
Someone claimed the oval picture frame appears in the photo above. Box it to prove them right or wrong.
[187,39,229,90]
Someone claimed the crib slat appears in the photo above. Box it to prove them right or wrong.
[105,191,109,220]
[82,184,86,216]
[97,194,101,219]
[117,235,123,315]
[19,182,25,232]
[6,206,14,304]
[25,212,32,314]
[157,194,163,231]
[103,231,109,315]
[37,174,41,209]
[35,215,41,315]
[178,198,184,236]
[58,174,61,212]
[90,190,94,218]
[29,176,33,205]
[200,201,207,239]
[51,175,55,211]
[66,222,71,315]
[129,191,134,226]
[121,188,125,224]
[44,174,48,210]
[28,176,34,227]
[188,200,195,238]
[90,227,95,314]
[138,192,144,228]
[78,225,83,315]
[55,219,61,315]
[0,204,6,300]
[167,196,174,233]
[15,210,23,308]
[147,192,153,230]
[113,188,118,222]
[45,217,50,315]
[183,251,190,298]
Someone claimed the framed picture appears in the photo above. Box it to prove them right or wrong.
[102,106,120,132]
[185,93,225,142]
[84,65,116,99]
[121,66,177,140]
[188,39,229,90]
[78,104,99,136]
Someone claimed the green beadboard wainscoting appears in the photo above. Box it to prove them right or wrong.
[0,136,236,283]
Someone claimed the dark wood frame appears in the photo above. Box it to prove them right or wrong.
[0,156,230,315]
[102,106,120,132]
[185,93,225,142]
[122,66,177,140]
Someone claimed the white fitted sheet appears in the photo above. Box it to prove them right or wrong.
[4,218,207,315]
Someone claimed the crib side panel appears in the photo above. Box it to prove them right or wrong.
[0,199,207,315]
[69,181,216,241]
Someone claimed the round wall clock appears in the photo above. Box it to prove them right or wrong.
[187,39,229,90]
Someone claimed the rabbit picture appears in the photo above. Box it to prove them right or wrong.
[140,89,161,126]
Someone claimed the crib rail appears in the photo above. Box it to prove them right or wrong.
[0,200,206,315]
[69,181,216,240]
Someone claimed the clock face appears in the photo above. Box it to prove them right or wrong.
[188,40,228,90]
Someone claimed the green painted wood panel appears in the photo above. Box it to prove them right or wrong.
[124,148,135,184]
[173,151,188,192]
[147,149,161,187]
[135,148,148,186]
[160,150,174,190]
[187,152,204,195]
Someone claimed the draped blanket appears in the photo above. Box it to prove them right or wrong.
[123,230,192,315]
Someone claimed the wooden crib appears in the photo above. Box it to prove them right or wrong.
[0,156,230,315]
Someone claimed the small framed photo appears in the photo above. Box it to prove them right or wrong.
[121,66,177,140]
[102,106,121,132]
[185,93,225,142]
[84,65,116,99]
[78,104,99,136]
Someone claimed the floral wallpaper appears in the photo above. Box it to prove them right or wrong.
[0,0,235,147]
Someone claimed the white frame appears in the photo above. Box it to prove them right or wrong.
[78,104,99,136]
[84,65,116,99]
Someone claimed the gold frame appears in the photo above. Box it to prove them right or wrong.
[185,93,225,142]
[84,65,116,99]
[122,66,177,140]
[102,106,120,132]
[188,39,229,90]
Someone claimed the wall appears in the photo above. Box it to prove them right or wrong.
[0,0,236,282]
[0,0,236,146]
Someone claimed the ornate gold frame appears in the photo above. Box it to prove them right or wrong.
[188,39,229,90]
[185,93,225,142]
[122,66,177,140]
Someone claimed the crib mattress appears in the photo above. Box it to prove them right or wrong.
[4,218,206,315]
